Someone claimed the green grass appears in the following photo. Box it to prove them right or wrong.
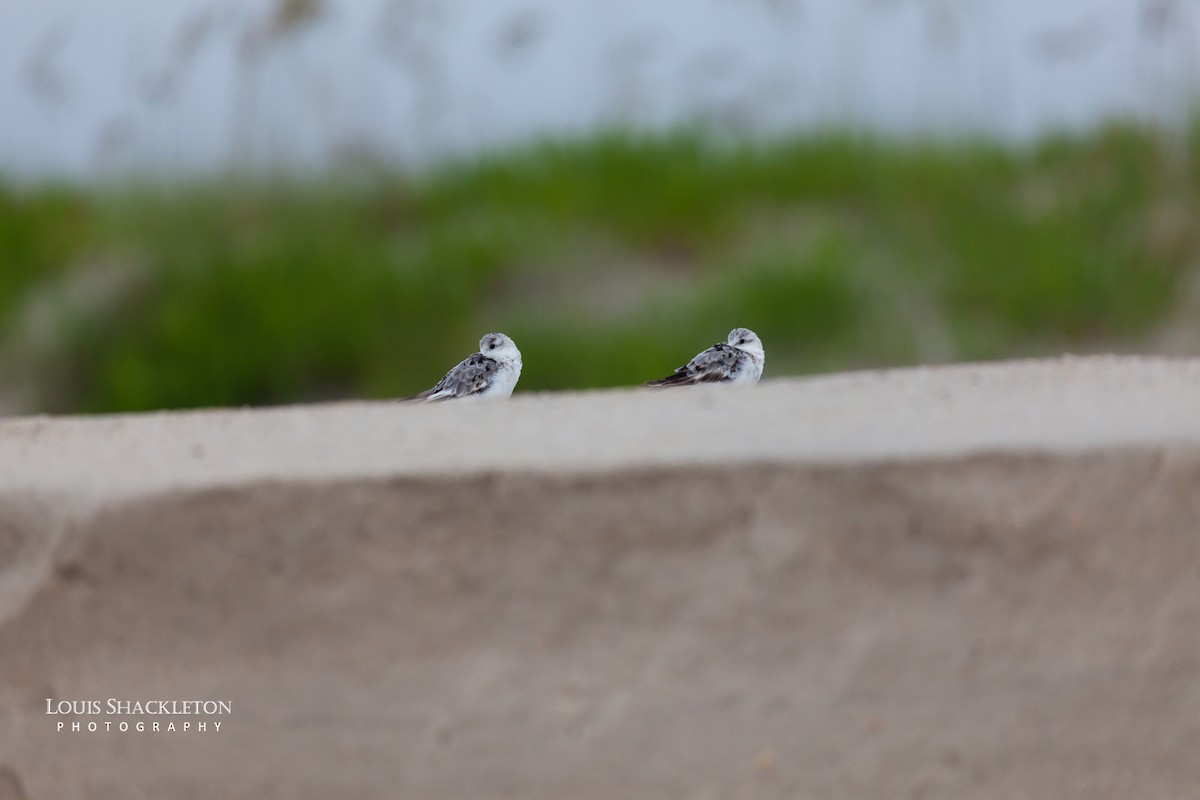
[1,124,1197,413]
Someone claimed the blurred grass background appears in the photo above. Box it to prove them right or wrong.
[2,123,1198,414]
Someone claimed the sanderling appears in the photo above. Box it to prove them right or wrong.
[645,327,765,387]
[404,332,523,401]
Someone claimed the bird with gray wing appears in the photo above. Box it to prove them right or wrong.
[646,327,764,387]
[404,333,522,401]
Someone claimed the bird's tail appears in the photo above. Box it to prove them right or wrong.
[644,370,693,388]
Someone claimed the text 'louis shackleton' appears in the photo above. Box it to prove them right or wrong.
[46,698,232,733]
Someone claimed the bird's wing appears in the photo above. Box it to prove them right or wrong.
[405,353,499,401]
[646,343,744,387]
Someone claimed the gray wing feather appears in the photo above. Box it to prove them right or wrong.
[407,353,498,401]
[646,343,744,387]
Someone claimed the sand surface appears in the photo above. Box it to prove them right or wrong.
[0,357,1198,799]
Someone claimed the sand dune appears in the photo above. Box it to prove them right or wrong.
[1,357,1198,799]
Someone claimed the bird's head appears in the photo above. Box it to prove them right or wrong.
[480,332,521,364]
[727,327,764,360]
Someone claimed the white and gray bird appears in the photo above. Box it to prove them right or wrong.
[405,332,522,401]
[645,327,765,387]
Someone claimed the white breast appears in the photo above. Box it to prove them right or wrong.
[730,353,763,385]
[481,360,522,397]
